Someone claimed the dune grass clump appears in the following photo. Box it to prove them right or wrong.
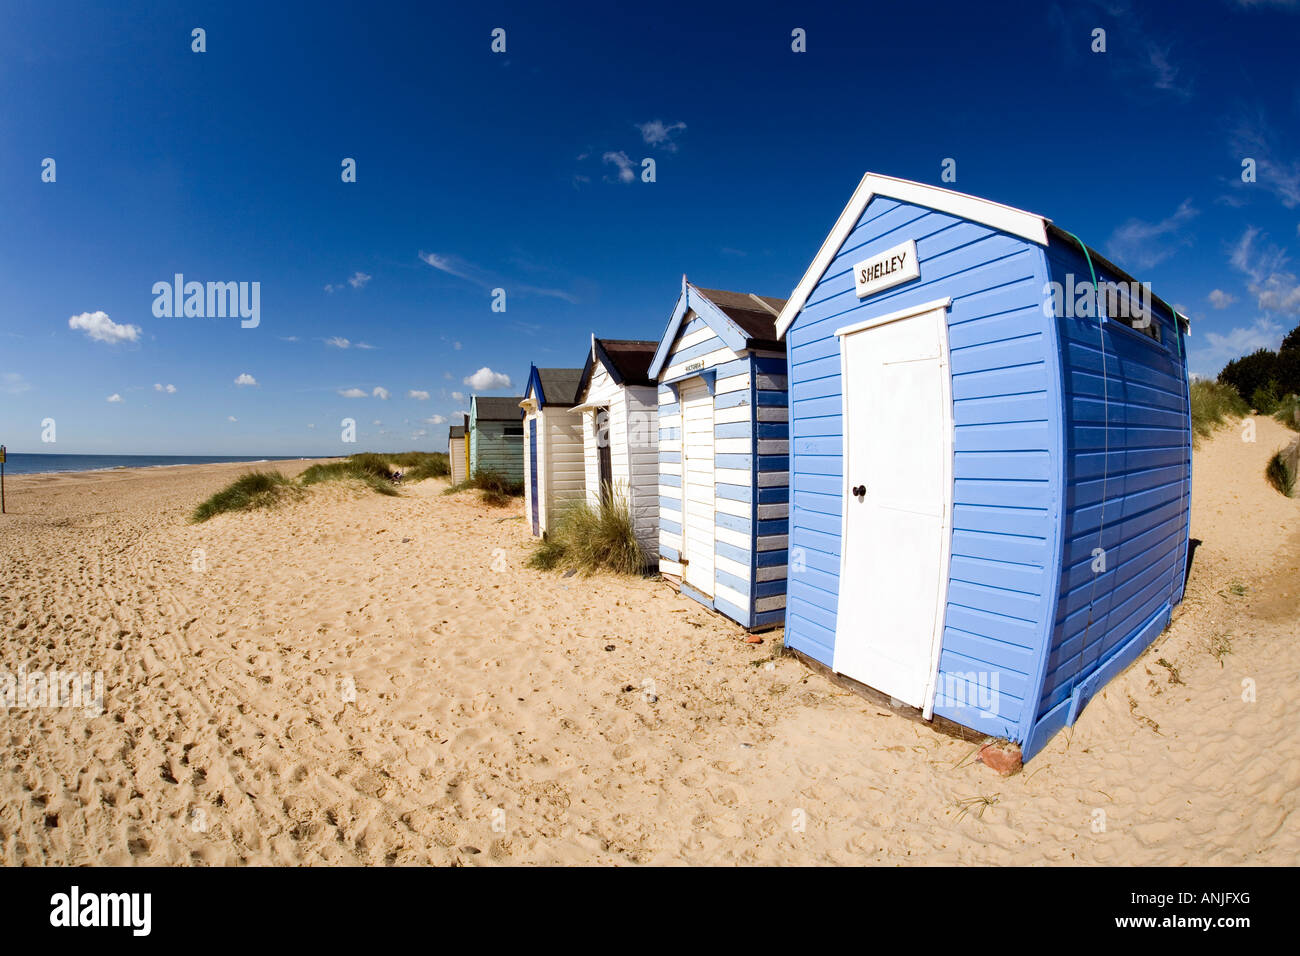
[390,451,450,481]
[527,489,647,576]
[1266,448,1296,497]
[191,470,298,523]
[445,468,524,505]
[1273,393,1300,432]
[299,457,399,496]
[1190,380,1250,444]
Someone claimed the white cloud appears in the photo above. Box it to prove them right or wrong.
[348,271,372,289]
[153,383,177,393]
[1146,44,1190,97]
[2,372,31,395]
[372,419,383,426]
[603,151,636,183]
[637,119,687,151]
[355,342,377,350]
[1192,317,1284,377]
[1230,227,1300,314]
[451,391,464,401]
[1208,289,1237,309]
[423,415,447,425]
[463,367,512,390]
[419,251,484,285]
[280,335,300,343]
[106,393,123,403]
[227,416,238,422]
[234,373,258,387]
[1105,199,1197,270]
[407,389,430,400]
[307,423,316,429]
[69,311,141,344]
[325,336,351,348]
[338,387,367,398]
[373,386,390,400]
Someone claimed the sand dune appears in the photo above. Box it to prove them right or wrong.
[0,420,1296,865]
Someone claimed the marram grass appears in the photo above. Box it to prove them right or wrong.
[527,489,647,576]
[191,471,299,522]
[192,451,451,521]
[1266,448,1296,497]
[1190,380,1250,445]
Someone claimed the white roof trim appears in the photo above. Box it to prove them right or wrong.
[775,173,1051,339]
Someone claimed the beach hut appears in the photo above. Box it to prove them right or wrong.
[774,172,1192,759]
[651,280,790,629]
[468,395,525,483]
[519,366,585,537]
[571,336,660,559]
[447,423,467,485]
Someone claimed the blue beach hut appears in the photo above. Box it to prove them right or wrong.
[651,280,791,629]
[774,173,1192,759]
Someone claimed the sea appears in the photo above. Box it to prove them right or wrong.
[0,453,316,477]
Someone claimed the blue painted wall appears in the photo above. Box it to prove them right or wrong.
[1025,235,1192,754]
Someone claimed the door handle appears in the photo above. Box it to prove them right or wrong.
[852,484,866,499]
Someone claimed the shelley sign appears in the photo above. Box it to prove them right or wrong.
[852,239,919,298]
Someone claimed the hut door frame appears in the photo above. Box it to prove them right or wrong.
[833,298,954,717]
[678,378,716,597]
[597,407,613,500]
[528,417,540,536]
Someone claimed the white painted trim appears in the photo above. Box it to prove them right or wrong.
[775,173,1050,339]
[834,301,955,720]
[834,297,953,338]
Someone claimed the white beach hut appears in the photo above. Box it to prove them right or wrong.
[520,365,585,537]
[447,420,467,485]
[571,336,660,561]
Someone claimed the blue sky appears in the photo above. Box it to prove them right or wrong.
[2,0,1298,455]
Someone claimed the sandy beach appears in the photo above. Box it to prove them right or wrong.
[0,421,1296,866]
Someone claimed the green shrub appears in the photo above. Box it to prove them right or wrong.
[191,471,298,522]
[1249,381,1281,415]
[1190,380,1250,443]
[1273,394,1300,432]
[526,487,647,576]
[1265,448,1296,497]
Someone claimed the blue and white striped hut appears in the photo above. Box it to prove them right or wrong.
[775,173,1192,760]
[651,280,790,629]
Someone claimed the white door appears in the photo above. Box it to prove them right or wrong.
[833,305,953,711]
[679,379,715,596]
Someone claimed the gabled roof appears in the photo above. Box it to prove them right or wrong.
[647,278,789,380]
[448,425,465,440]
[523,365,583,408]
[775,173,1049,338]
[576,336,659,398]
[471,395,524,421]
[775,172,1187,338]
